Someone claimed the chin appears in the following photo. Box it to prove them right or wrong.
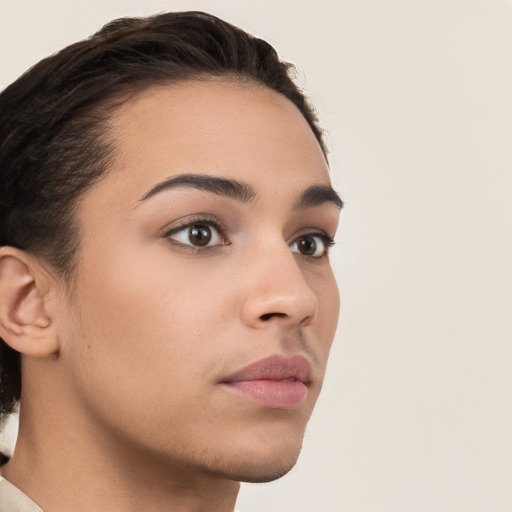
[203,439,304,484]
[235,460,298,484]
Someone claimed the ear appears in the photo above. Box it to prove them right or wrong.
[0,247,58,357]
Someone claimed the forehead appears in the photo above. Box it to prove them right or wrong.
[102,80,330,201]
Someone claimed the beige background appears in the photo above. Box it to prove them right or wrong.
[1,1,511,510]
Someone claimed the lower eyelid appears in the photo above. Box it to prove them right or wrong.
[289,234,334,258]
[163,218,335,255]
[163,217,231,250]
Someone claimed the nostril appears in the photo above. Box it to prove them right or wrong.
[260,312,288,322]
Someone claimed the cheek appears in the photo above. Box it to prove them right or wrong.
[311,267,340,351]
[59,260,236,448]
[66,250,229,402]
[77,239,218,333]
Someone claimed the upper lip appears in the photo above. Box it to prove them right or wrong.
[222,354,313,385]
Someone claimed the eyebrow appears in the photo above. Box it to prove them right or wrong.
[138,173,343,211]
[139,173,256,203]
[295,185,344,211]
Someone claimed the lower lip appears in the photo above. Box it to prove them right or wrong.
[223,379,308,409]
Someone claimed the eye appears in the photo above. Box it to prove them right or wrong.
[166,221,226,248]
[289,233,334,258]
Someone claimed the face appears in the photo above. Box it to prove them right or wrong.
[55,80,341,482]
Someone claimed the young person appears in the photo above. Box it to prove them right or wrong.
[0,11,342,511]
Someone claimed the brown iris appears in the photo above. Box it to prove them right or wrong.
[298,236,317,256]
[188,224,212,246]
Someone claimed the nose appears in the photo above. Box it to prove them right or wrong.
[239,243,318,330]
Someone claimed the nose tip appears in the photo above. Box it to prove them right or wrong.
[240,254,318,330]
[258,303,316,327]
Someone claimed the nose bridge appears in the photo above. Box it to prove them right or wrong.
[240,236,318,328]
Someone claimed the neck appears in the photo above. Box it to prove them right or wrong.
[3,401,240,512]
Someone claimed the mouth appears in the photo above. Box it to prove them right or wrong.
[220,354,312,409]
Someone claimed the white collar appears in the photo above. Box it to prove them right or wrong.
[0,476,42,511]
[0,475,243,512]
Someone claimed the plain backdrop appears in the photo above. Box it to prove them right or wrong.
[1,1,511,511]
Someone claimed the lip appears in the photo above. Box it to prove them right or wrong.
[220,354,312,409]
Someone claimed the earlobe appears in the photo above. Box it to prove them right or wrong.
[0,247,58,357]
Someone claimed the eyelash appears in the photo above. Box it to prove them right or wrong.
[163,215,228,252]
[289,232,335,258]
[164,217,335,258]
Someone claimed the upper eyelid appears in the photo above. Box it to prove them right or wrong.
[289,233,335,259]
[289,227,335,242]
[163,215,226,236]
[297,232,336,246]
[163,220,227,252]
[162,215,336,247]
[165,220,333,239]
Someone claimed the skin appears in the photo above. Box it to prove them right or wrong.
[0,80,341,512]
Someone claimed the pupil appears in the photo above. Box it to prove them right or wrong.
[299,236,317,255]
[189,225,212,246]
